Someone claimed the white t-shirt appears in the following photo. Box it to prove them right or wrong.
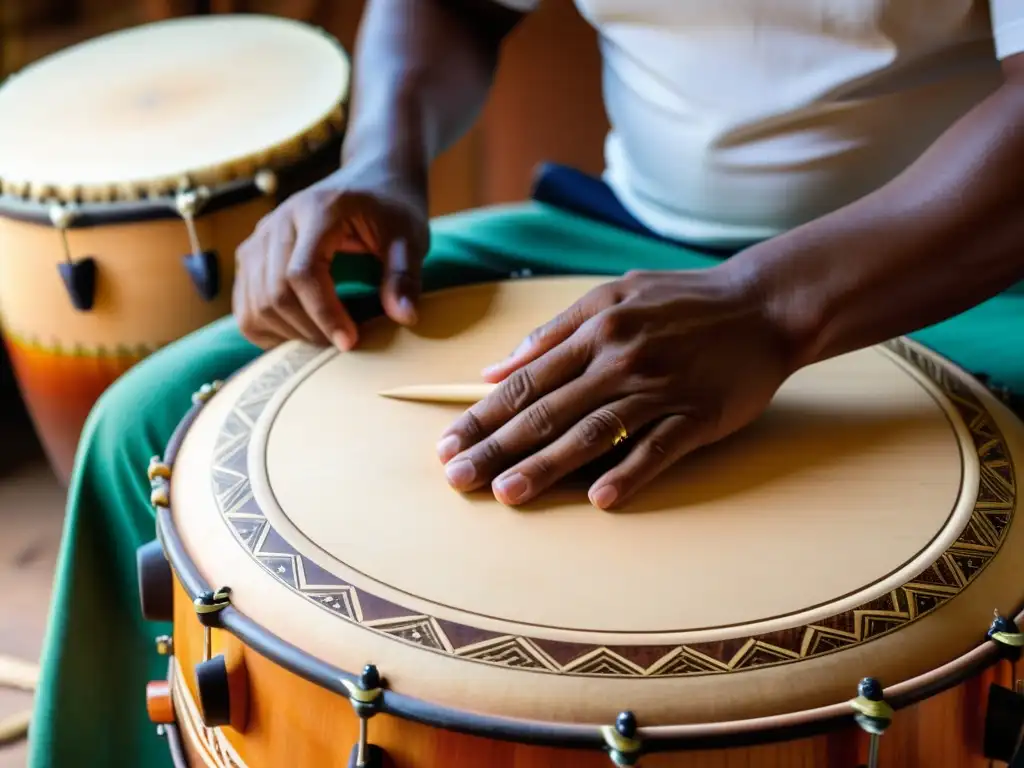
[499,0,1024,246]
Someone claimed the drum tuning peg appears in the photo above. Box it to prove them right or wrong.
[347,744,386,768]
[984,682,1024,763]
[194,586,232,659]
[343,664,386,768]
[602,710,642,766]
[254,169,278,196]
[174,187,210,219]
[47,202,76,230]
[149,456,171,509]
[136,540,173,623]
[989,612,1024,661]
[851,677,892,768]
[191,380,223,406]
[174,186,220,301]
[49,202,98,312]
[193,630,250,733]
[360,664,381,691]
[57,257,97,312]
[182,249,220,302]
[146,680,175,725]
[341,662,384,715]
[190,585,241,730]
[195,655,232,728]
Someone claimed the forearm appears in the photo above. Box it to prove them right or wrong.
[340,0,522,199]
[736,67,1024,371]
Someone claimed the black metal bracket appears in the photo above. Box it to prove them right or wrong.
[57,257,97,312]
[985,684,1024,763]
[137,539,174,622]
[195,655,231,728]
[183,249,220,302]
[347,743,386,768]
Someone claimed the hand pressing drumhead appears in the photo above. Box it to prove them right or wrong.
[436,268,798,511]
[233,167,430,351]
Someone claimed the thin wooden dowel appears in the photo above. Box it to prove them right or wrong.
[378,383,495,404]
[0,655,39,692]
[0,709,31,746]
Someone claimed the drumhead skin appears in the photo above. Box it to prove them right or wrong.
[169,277,1024,732]
[0,15,349,202]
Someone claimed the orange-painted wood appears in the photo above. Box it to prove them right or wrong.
[168,580,1009,767]
[147,680,176,725]
[3,338,143,482]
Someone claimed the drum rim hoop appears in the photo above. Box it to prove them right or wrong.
[159,701,189,768]
[0,15,350,216]
[0,132,343,228]
[156,504,1017,752]
[155,327,1024,754]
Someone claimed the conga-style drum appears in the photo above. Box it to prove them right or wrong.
[0,14,350,483]
[138,277,1024,767]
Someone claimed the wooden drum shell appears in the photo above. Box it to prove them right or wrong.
[163,568,1017,768]
[145,278,1024,768]
[0,199,264,482]
[0,14,350,482]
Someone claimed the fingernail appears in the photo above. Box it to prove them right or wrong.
[445,459,476,489]
[399,296,418,324]
[436,435,460,463]
[480,362,504,378]
[590,485,618,510]
[331,330,353,351]
[481,339,530,377]
[494,473,530,505]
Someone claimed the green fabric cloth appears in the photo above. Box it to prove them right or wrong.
[28,201,1024,767]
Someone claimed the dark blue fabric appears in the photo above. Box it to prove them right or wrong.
[528,162,737,257]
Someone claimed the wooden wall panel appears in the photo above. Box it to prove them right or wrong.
[480,0,608,205]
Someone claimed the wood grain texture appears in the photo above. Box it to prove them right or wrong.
[169,577,1008,767]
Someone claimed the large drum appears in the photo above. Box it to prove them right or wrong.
[138,277,1024,767]
[0,14,350,483]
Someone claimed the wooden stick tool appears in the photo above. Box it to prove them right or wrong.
[378,383,496,404]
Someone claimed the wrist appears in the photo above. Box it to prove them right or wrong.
[326,154,429,216]
[723,240,828,375]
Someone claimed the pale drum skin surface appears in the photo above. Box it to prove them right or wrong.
[155,279,1024,768]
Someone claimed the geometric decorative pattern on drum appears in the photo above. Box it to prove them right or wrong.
[170,659,248,768]
[2,328,164,360]
[210,339,1017,678]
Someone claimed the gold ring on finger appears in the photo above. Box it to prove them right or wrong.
[611,414,629,447]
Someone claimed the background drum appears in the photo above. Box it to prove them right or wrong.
[139,277,1024,767]
[0,14,350,483]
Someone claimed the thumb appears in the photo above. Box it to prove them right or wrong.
[381,237,422,326]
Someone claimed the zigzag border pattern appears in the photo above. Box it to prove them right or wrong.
[208,339,1016,678]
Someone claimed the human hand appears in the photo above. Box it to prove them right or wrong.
[233,166,430,351]
[436,268,797,510]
